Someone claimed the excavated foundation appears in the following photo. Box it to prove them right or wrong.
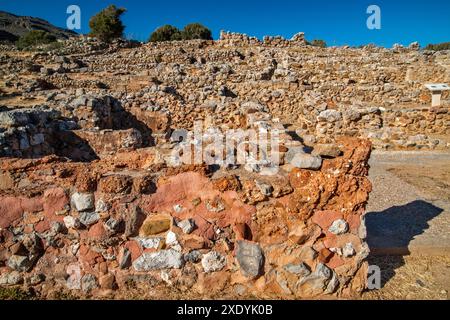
[0,108,372,299]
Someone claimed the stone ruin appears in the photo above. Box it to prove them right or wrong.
[0,32,448,299]
[0,101,371,299]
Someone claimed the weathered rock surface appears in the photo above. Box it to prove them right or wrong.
[235,240,264,278]
[133,250,184,271]
[201,251,227,273]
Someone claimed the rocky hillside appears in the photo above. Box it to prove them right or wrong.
[0,10,77,42]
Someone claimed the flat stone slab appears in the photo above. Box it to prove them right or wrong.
[366,151,450,256]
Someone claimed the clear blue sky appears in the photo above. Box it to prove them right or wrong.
[1,0,449,47]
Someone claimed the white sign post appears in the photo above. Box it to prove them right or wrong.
[425,84,450,107]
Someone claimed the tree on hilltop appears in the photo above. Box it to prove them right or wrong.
[309,39,327,48]
[182,23,212,40]
[149,25,182,42]
[424,42,450,51]
[148,23,213,43]
[89,5,126,42]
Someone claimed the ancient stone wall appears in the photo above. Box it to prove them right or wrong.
[0,137,371,299]
[0,34,449,299]
[292,105,450,150]
[0,107,64,158]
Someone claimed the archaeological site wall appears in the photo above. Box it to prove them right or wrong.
[0,33,449,298]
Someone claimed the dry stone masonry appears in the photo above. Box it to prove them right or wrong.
[0,32,449,299]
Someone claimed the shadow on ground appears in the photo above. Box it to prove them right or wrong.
[111,100,155,147]
[365,200,443,287]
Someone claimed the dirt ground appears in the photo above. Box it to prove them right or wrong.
[362,151,450,300]
[362,254,450,300]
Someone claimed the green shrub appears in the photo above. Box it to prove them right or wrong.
[16,30,56,50]
[149,25,182,42]
[0,287,35,300]
[89,5,126,42]
[148,23,213,43]
[309,39,327,48]
[182,23,212,40]
[424,42,450,51]
[40,41,64,53]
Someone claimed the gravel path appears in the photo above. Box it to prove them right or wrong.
[366,151,450,255]
[363,150,450,299]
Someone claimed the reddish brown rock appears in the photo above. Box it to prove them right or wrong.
[212,175,241,192]
[98,174,132,194]
[85,222,109,241]
[43,187,69,216]
[99,273,117,290]
[123,241,142,262]
[0,196,43,228]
